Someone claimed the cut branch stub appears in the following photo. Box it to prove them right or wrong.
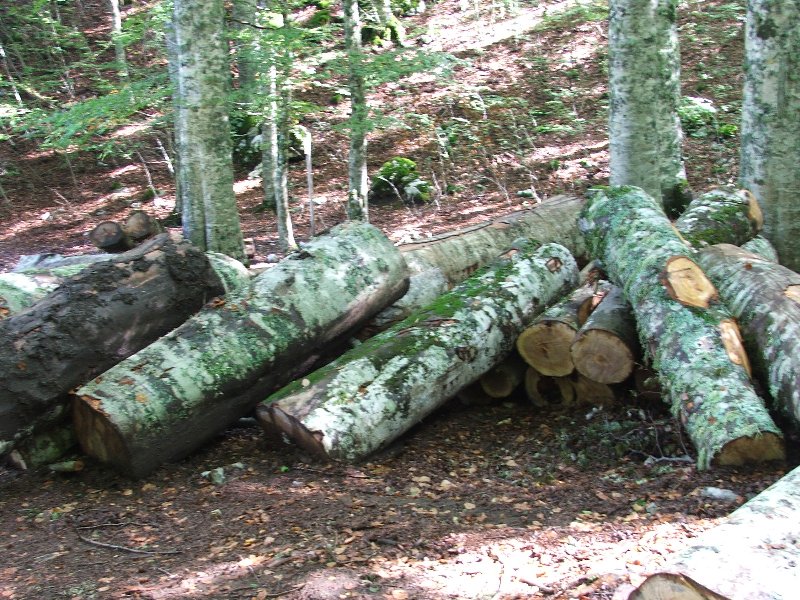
[660,256,717,308]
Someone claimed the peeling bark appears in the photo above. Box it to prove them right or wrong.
[73,223,408,477]
[674,187,762,248]
[257,242,578,463]
[581,186,784,468]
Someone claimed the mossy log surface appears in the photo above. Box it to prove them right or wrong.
[7,423,77,471]
[373,195,586,327]
[698,244,800,428]
[571,284,638,384]
[74,223,409,477]
[516,282,596,376]
[631,466,800,600]
[0,234,238,456]
[580,186,783,468]
[257,243,578,463]
[674,187,763,248]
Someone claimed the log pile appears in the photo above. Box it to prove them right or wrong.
[88,210,165,252]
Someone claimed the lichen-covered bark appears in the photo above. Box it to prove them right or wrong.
[674,187,763,248]
[373,195,586,327]
[581,186,783,468]
[697,244,800,429]
[740,235,779,262]
[740,0,800,271]
[0,235,234,456]
[74,223,408,477]
[608,0,689,214]
[257,243,578,463]
[343,0,369,221]
[170,0,246,261]
[631,466,800,600]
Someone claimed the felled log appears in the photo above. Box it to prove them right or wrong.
[697,244,800,429]
[740,235,778,262]
[73,222,408,477]
[372,194,586,327]
[570,373,617,406]
[631,466,800,600]
[89,221,134,252]
[524,367,559,407]
[6,424,77,471]
[674,187,763,248]
[581,186,784,468]
[0,234,247,456]
[480,352,527,398]
[124,210,164,241]
[257,242,578,462]
[570,284,638,384]
[516,282,596,376]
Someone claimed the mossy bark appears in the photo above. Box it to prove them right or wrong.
[674,187,763,248]
[740,0,800,271]
[256,243,578,463]
[73,223,408,477]
[7,423,76,470]
[631,466,800,600]
[0,235,235,456]
[373,195,587,328]
[697,244,800,429]
[581,186,784,468]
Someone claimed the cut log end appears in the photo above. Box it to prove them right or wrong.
[718,319,752,378]
[784,284,800,305]
[256,404,328,460]
[517,322,576,376]
[571,329,634,384]
[661,256,717,308]
[73,396,131,470]
[89,221,134,252]
[524,367,557,407]
[479,354,526,398]
[714,432,785,467]
[630,572,731,600]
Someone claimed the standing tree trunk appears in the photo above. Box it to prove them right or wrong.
[232,0,258,95]
[739,0,800,271]
[108,0,128,79]
[608,0,689,214]
[343,0,369,221]
[170,0,246,262]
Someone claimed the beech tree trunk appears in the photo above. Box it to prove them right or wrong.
[374,195,586,327]
[581,186,784,469]
[256,242,578,463]
[343,0,369,221]
[697,244,800,429]
[631,466,800,600]
[0,234,245,456]
[73,223,408,478]
[674,187,763,248]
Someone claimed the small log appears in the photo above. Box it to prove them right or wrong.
[516,282,597,376]
[697,244,800,429]
[373,195,586,327]
[123,210,165,241]
[480,352,527,398]
[630,466,800,600]
[0,234,246,455]
[740,235,779,262]
[571,373,616,406]
[457,383,496,406]
[73,222,408,477]
[571,284,638,384]
[89,221,134,252]
[524,367,559,407]
[581,186,784,469]
[674,187,763,248]
[7,424,76,470]
[256,243,579,463]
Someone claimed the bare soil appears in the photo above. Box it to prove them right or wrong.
[1,1,795,599]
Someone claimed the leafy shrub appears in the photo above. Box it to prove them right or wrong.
[370,157,430,203]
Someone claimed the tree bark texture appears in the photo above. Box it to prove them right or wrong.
[373,195,586,328]
[631,466,800,600]
[580,186,784,469]
[0,234,240,456]
[256,242,578,463]
[171,0,246,261]
[608,0,688,214]
[343,0,369,221]
[0,264,89,319]
[674,187,763,248]
[697,244,800,430]
[73,223,408,477]
[740,0,800,271]
[740,235,778,262]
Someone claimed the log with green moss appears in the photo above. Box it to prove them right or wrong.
[515,282,597,376]
[697,244,800,429]
[372,195,586,327]
[581,186,784,468]
[0,234,248,457]
[256,242,578,463]
[73,222,409,477]
[674,187,763,248]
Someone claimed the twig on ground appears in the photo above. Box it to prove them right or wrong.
[77,533,181,555]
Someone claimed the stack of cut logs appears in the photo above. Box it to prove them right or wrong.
[88,210,165,252]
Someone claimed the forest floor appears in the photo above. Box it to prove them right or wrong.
[1,1,796,599]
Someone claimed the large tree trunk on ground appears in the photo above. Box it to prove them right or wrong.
[0,234,246,456]
[630,466,800,600]
[570,284,638,384]
[73,223,408,478]
[674,187,763,248]
[256,242,578,463]
[581,186,784,469]
[372,195,586,327]
[697,244,800,429]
